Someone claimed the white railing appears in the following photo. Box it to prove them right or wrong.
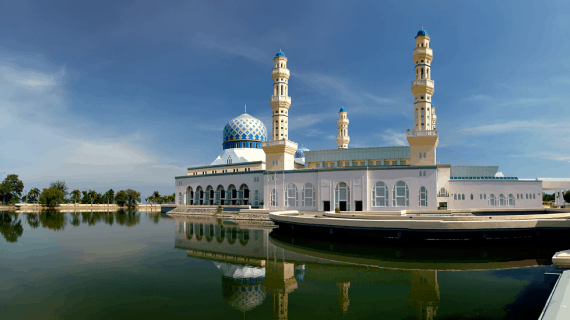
[407,129,438,137]
[262,140,298,149]
[411,79,434,87]
[270,96,291,104]
[413,47,433,56]
[272,68,290,77]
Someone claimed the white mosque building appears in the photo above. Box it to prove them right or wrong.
[174,30,543,212]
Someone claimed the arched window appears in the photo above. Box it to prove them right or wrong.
[280,85,283,95]
[215,185,224,205]
[454,194,457,200]
[178,192,182,204]
[271,189,278,207]
[462,194,465,200]
[194,186,202,205]
[227,155,232,164]
[533,194,536,199]
[419,186,428,207]
[423,171,426,176]
[489,194,496,206]
[287,183,298,207]
[439,187,446,197]
[419,171,422,177]
[392,181,409,207]
[421,68,424,79]
[508,194,515,206]
[372,181,388,207]
[423,152,426,158]
[302,183,315,207]
[419,153,423,159]
[335,182,350,211]
[499,194,505,206]
[470,194,474,200]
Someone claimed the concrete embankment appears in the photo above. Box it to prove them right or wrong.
[168,205,273,222]
[14,203,162,212]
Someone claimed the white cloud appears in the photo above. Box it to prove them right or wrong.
[65,142,154,166]
[376,129,407,146]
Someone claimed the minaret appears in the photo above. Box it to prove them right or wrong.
[271,50,291,141]
[411,29,436,132]
[263,50,298,173]
[407,29,439,166]
[336,108,349,149]
[337,282,350,315]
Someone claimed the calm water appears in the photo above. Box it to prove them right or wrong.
[0,211,565,319]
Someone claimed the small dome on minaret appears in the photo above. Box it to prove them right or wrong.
[416,29,428,37]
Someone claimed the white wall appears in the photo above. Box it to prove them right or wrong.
[175,172,265,206]
[446,180,542,210]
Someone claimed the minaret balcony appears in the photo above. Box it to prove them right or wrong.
[411,79,434,88]
[272,68,290,78]
[406,129,438,137]
[270,96,291,105]
[413,47,433,60]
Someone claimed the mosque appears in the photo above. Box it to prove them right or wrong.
[174,30,543,212]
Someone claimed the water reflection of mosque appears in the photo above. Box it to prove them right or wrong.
[175,217,564,319]
[174,218,445,319]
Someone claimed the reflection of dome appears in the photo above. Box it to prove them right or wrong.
[416,29,428,37]
[222,276,267,312]
[222,113,267,150]
[276,51,285,57]
[339,107,346,112]
[294,145,309,160]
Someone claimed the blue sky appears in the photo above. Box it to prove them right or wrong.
[1,0,569,199]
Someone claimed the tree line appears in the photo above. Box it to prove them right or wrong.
[1,210,154,243]
[0,174,173,207]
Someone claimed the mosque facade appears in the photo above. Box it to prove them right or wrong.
[174,30,543,212]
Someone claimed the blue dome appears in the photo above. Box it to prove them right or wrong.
[276,51,285,57]
[223,113,267,149]
[294,145,310,159]
[339,107,346,112]
[222,276,267,312]
[416,29,428,37]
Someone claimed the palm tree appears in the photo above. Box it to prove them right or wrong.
[70,189,81,205]
[28,188,41,204]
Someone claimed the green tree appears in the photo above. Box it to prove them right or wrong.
[115,190,128,207]
[28,187,41,204]
[125,189,141,207]
[49,180,69,198]
[71,213,81,227]
[39,211,66,231]
[105,189,115,204]
[564,191,570,204]
[70,189,81,204]
[26,213,40,229]
[1,174,24,204]
[39,187,65,206]
[0,213,24,242]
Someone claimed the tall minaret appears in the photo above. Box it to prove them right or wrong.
[407,29,439,166]
[337,108,349,149]
[271,50,291,141]
[263,50,298,174]
[411,29,437,131]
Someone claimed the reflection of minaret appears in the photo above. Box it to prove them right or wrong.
[263,258,298,320]
[337,282,350,316]
[407,271,440,320]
